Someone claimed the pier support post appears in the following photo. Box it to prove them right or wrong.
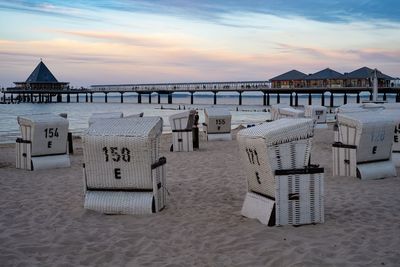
[357,93,360,103]
[76,93,79,103]
[383,92,387,101]
[291,93,295,106]
[31,93,34,103]
[308,93,312,105]
[105,93,108,103]
[168,93,172,104]
[295,93,298,106]
[213,91,217,105]
[343,93,347,105]
[330,93,334,107]
[321,93,325,106]
[238,91,242,105]
[396,93,400,103]
[57,94,62,103]
[85,93,88,103]
[138,93,142,104]
[277,93,280,104]
[149,93,152,103]
[263,92,266,106]
[190,92,194,105]
[267,93,270,106]
[67,94,70,103]
[11,94,14,103]
[369,92,373,101]
[158,93,161,104]
[90,93,93,102]
[120,92,124,103]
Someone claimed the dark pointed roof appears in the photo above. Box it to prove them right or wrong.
[345,66,393,80]
[305,68,344,80]
[26,61,58,83]
[270,70,308,81]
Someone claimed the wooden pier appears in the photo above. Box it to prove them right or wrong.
[2,80,400,106]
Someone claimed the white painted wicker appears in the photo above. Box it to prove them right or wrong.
[169,110,195,152]
[204,108,231,140]
[333,112,396,179]
[278,107,305,119]
[88,112,123,126]
[237,118,314,197]
[238,118,324,226]
[16,113,70,170]
[271,104,289,121]
[304,105,327,124]
[275,172,324,226]
[82,117,167,214]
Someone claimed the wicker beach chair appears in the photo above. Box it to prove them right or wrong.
[237,118,324,226]
[332,112,396,180]
[169,110,196,152]
[271,104,304,120]
[82,116,166,215]
[304,105,327,124]
[88,112,123,126]
[204,108,232,141]
[16,113,70,170]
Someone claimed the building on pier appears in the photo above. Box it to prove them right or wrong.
[305,68,344,88]
[12,60,69,90]
[269,70,307,89]
[344,67,393,87]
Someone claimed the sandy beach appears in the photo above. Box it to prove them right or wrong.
[0,125,399,266]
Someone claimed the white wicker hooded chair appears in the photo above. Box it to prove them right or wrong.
[16,113,70,170]
[82,116,167,215]
[332,112,396,180]
[237,118,324,226]
[204,108,232,141]
[169,110,196,152]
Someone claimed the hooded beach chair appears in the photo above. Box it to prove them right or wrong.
[16,113,70,170]
[271,104,304,120]
[237,118,324,226]
[82,117,167,214]
[169,110,196,152]
[332,112,396,180]
[304,105,327,124]
[204,108,232,141]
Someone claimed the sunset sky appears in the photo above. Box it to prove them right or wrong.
[0,0,399,87]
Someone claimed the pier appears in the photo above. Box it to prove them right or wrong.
[2,81,400,106]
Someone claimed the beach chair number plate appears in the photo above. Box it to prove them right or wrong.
[102,146,131,162]
[44,127,59,138]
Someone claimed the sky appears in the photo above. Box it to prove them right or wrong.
[0,0,399,87]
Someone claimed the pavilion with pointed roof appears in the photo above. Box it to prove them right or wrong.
[13,60,69,90]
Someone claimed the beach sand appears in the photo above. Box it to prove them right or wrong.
[0,125,399,266]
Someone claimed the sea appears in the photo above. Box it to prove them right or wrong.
[0,92,395,143]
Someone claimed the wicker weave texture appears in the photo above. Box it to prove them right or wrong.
[84,191,153,214]
[18,114,69,156]
[83,117,163,189]
[332,146,357,177]
[16,142,32,170]
[275,173,324,225]
[88,112,123,126]
[238,119,313,198]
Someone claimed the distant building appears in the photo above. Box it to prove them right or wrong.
[344,66,393,87]
[270,70,308,88]
[305,68,344,88]
[13,60,69,90]
[270,67,394,89]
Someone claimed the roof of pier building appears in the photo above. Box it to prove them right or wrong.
[344,67,393,80]
[14,60,69,86]
[270,70,308,81]
[305,68,344,80]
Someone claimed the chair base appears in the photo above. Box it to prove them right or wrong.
[84,191,157,215]
[241,171,324,226]
[357,160,396,180]
[16,142,70,170]
[207,133,232,141]
[172,131,193,152]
